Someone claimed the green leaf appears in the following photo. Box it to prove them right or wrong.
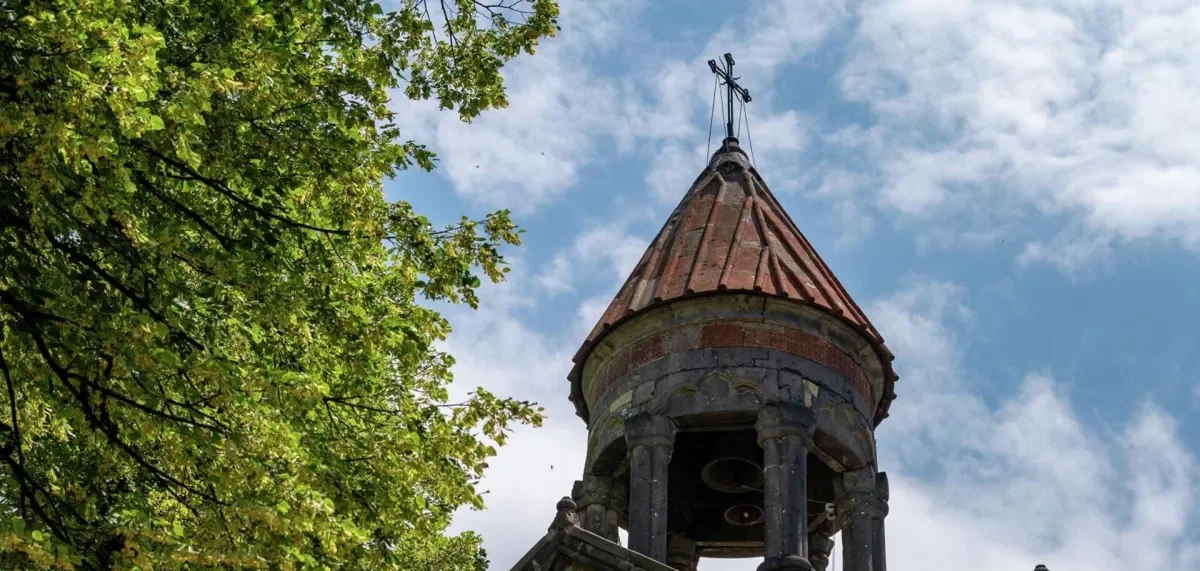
[0,0,557,567]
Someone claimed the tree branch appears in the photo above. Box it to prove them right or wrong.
[0,345,27,518]
[134,142,350,236]
[23,325,221,506]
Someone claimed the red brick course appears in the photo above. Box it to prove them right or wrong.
[586,321,874,412]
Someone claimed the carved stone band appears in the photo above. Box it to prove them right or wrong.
[625,413,676,449]
[578,474,612,507]
[755,402,816,446]
[840,468,876,494]
[836,492,888,520]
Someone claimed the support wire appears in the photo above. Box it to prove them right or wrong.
[706,75,719,165]
[741,99,757,168]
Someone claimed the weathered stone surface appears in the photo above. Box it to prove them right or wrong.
[509,495,680,571]
[871,472,889,571]
[582,316,875,418]
[836,469,880,571]
[666,535,699,571]
[626,414,676,562]
[581,343,876,475]
[573,294,891,426]
[757,403,817,570]
[808,533,835,571]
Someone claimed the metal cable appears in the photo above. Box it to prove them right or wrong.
[706,75,718,164]
[717,78,727,141]
[742,99,757,168]
[737,96,744,138]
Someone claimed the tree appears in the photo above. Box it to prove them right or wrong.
[0,0,558,568]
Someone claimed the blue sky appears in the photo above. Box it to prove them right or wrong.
[386,1,1200,569]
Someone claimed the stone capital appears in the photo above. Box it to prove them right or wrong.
[835,468,889,519]
[835,490,888,520]
[578,474,613,507]
[625,413,676,449]
[876,471,890,503]
[840,467,876,494]
[755,402,816,446]
[608,479,627,509]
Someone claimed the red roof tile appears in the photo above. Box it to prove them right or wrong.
[569,139,897,424]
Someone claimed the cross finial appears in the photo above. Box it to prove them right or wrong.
[708,53,752,141]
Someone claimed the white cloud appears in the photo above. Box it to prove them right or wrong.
[534,254,573,295]
[571,225,648,281]
[1017,233,1116,279]
[454,268,1200,571]
[427,1,1200,567]
[444,223,649,566]
[865,280,1197,571]
[392,0,647,212]
[809,167,878,247]
[440,261,588,565]
[572,294,612,339]
[834,0,1200,267]
[532,222,649,295]
[646,142,708,203]
[637,0,846,206]
[396,0,848,213]
[700,279,1200,570]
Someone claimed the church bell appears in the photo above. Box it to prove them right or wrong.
[700,436,764,494]
[722,503,764,527]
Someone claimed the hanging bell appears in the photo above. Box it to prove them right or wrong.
[723,503,764,527]
[700,436,764,494]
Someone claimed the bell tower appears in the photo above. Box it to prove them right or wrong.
[564,133,898,571]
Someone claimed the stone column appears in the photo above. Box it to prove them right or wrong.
[808,532,835,571]
[625,413,676,562]
[871,472,889,571]
[755,403,816,571]
[836,468,882,571]
[577,474,618,542]
[606,477,626,544]
[667,534,699,571]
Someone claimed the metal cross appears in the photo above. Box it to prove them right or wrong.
[708,53,752,140]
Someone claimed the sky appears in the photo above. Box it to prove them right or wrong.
[383,1,1200,569]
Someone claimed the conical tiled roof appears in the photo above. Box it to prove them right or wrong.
[572,138,897,422]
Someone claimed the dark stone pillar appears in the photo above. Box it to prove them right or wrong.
[871,472,889,571]
[606,478,626,544]
[808,532,835,571]
[755,403,816,571]
[625,413,675,562]
[577,474,618,542]
[836,468,881,571]
[667,534,699,571]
